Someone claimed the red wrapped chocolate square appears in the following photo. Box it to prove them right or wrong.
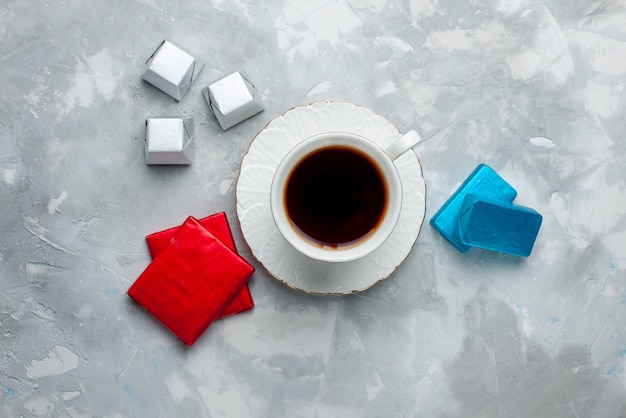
[145,213,254,317]
[128,216,255,345]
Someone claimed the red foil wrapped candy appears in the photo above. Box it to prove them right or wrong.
[128,216,255,345]
[145,212,254,317]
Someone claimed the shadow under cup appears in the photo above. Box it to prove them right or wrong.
[270,132,403,263]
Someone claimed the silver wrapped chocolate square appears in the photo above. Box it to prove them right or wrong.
[145,117,194,165]
[203,71,264,130]
[142,41,204,101]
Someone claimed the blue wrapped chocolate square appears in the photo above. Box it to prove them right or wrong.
[430,164,517,252]
[456,194,542,257]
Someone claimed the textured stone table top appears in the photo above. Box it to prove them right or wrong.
[1,1,626,417]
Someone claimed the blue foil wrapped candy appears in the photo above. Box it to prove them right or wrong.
[456,194,543,257]
[430,164,542,257]
[430,164,517,252]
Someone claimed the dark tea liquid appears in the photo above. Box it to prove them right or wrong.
[285,146,387,247]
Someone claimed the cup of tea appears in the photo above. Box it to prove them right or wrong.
[270,130,422,262]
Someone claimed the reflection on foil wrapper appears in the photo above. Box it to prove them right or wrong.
[142,41,204,101]
[203,70,264,130]
[145,117,194,165]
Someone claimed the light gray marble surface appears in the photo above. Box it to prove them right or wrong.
[2,1,626,417]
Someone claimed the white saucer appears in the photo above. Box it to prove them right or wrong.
[235,101,426,295]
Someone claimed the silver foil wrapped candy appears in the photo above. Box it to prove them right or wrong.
[145,117,194,165]
[142,41,203,101]
[203,71,264,130]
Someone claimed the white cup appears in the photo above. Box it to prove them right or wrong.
[270,130,421,262]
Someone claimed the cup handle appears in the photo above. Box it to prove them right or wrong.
[385,130,422,161]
